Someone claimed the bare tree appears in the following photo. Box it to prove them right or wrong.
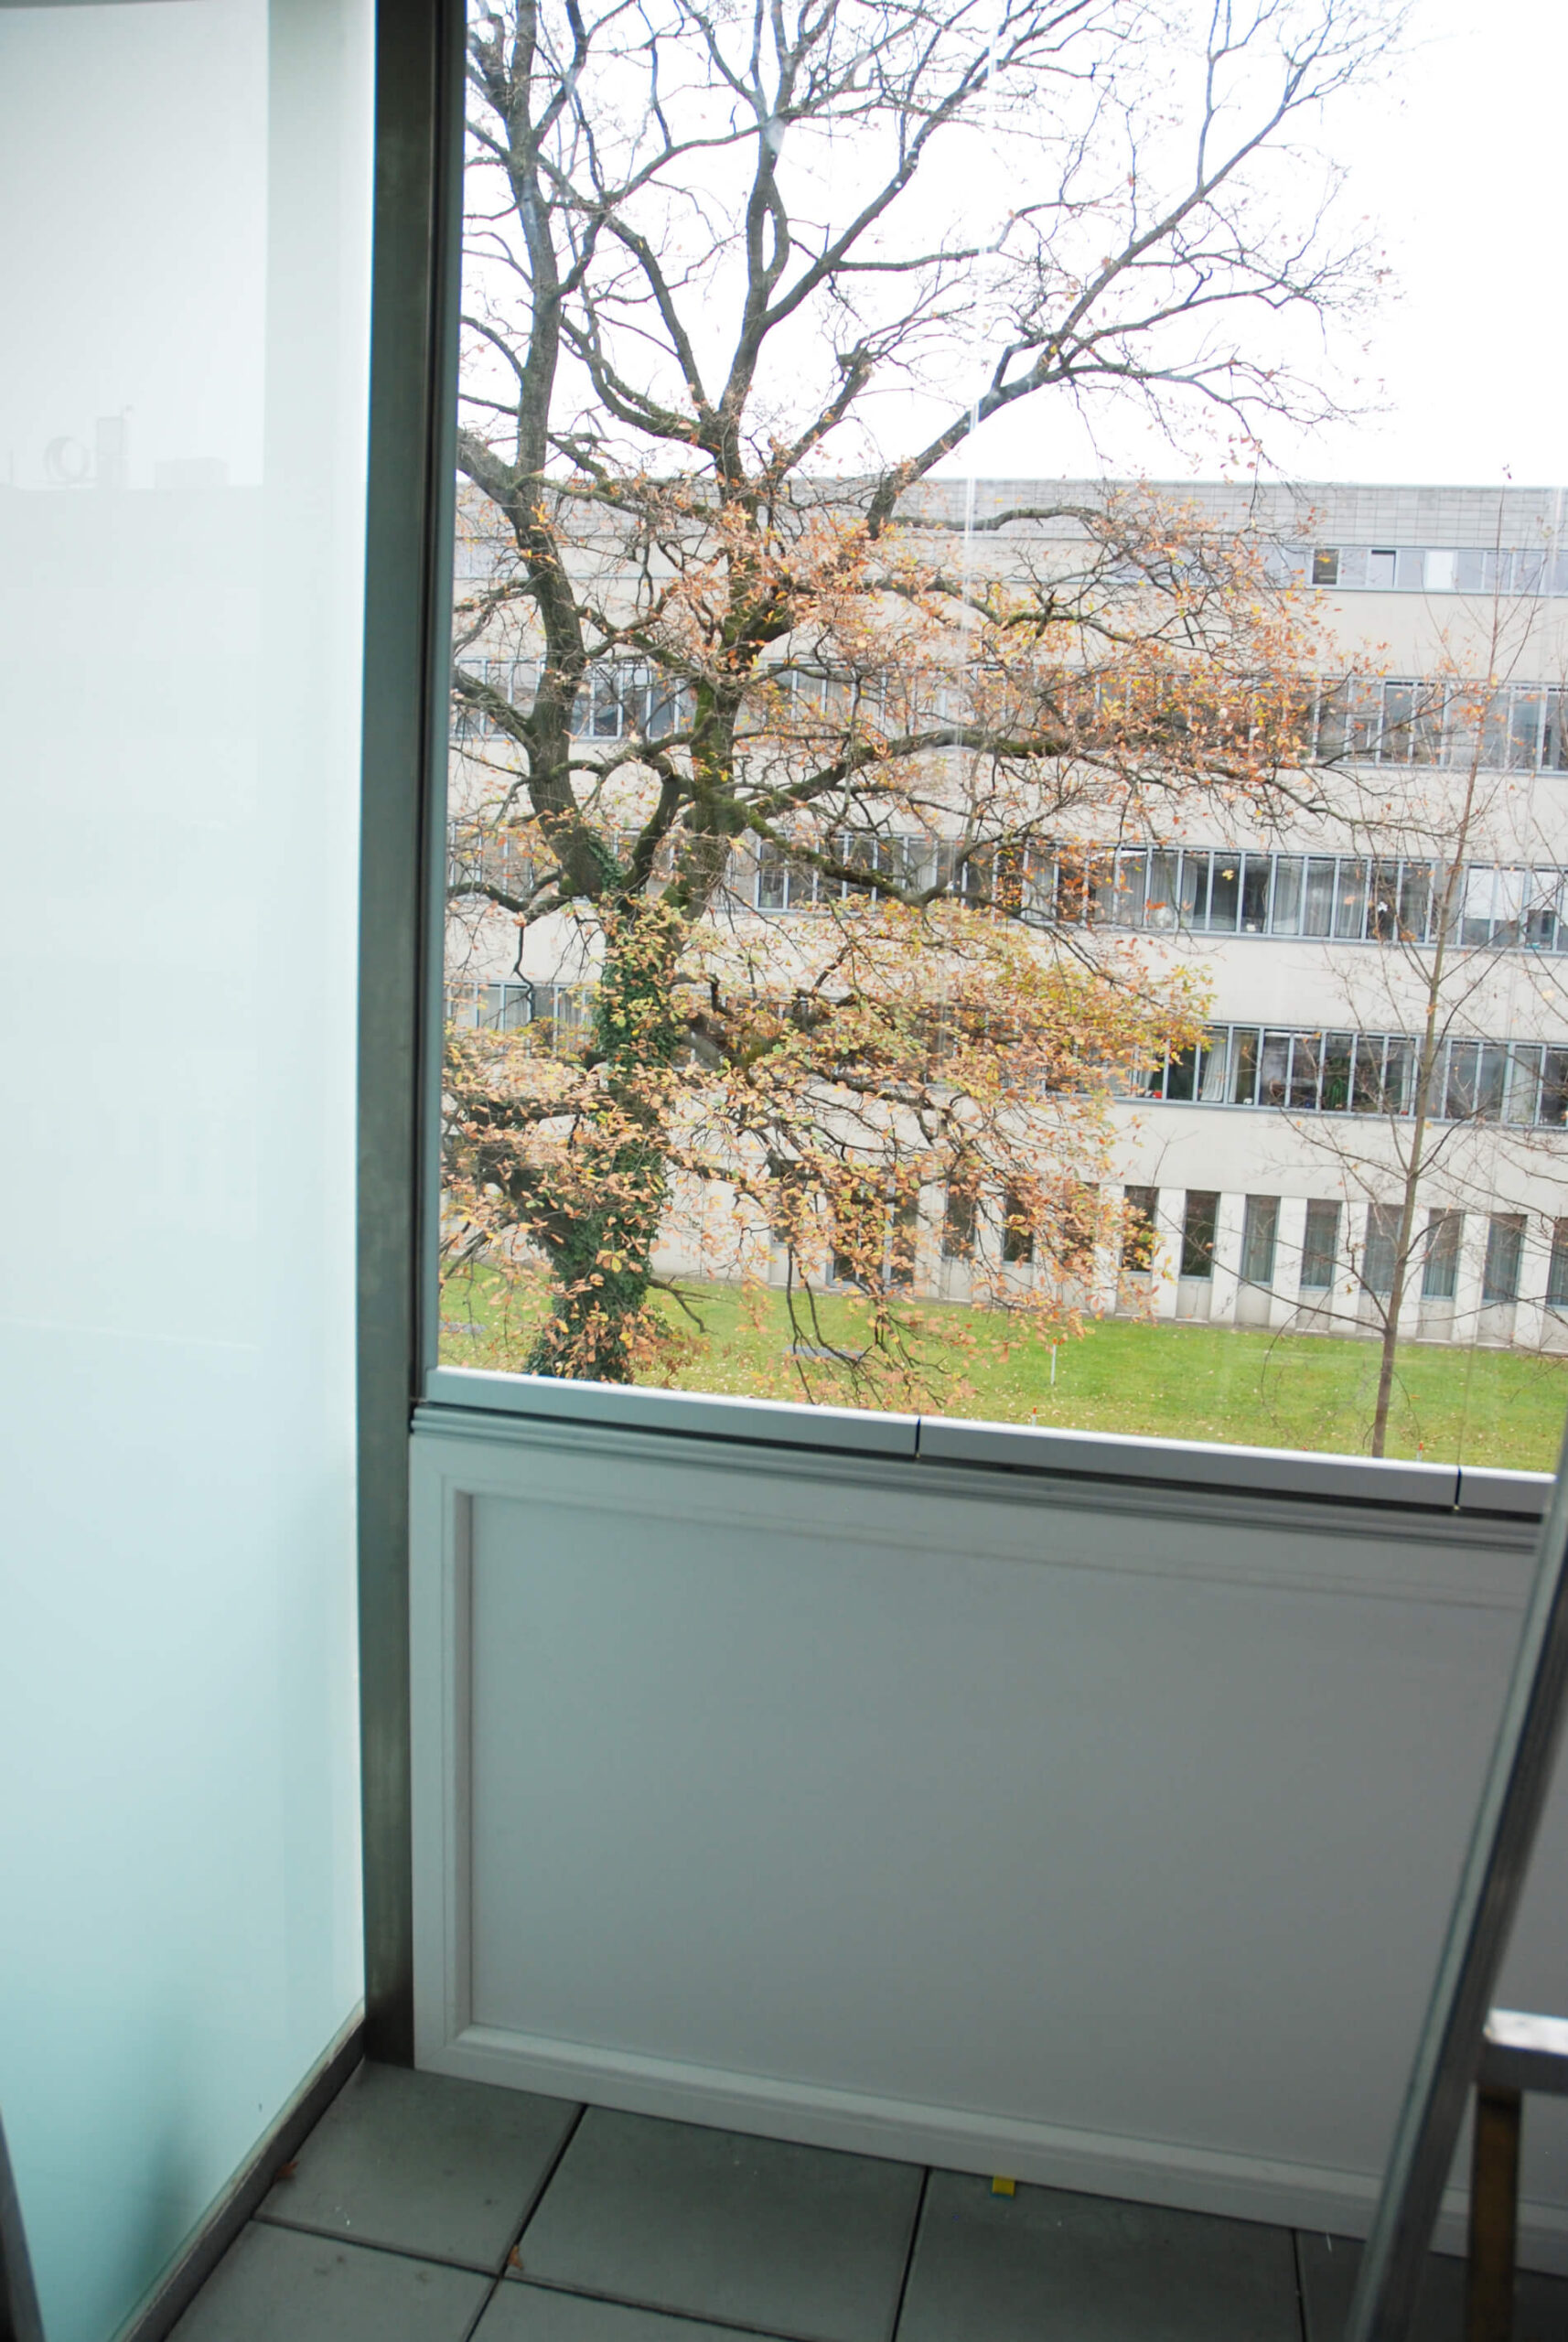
[1248,589,1568,1455]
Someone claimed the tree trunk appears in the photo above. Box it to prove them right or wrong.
[526,898,687,1382]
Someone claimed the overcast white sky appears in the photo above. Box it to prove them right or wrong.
[954,0,1566,490]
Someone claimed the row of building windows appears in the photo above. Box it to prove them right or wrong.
[456,532,1568,599]
[1123,1187,1566,1307]
[793,1175,1563,1312]
[446,981,593,1036]
[449,973,1568,1130]
[757,839,1568,951]
[1137,1026,1568,1125]
[450,820,1568,959]
[453,659,1568,776]
[1275,544,1568,596]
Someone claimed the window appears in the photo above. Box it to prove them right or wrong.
[1548,1221,1568,1311]
[941,1185,977,1261]
[1180,1191,1219,1280]
[431,13,1568,1481]
[890,1187,919,1289]
[1301,1201,1340,1290]
[1122,1186,1157,1272]
[1240,1196,1278,1287]
[1320,1033,1353,1112]
[1361,1203,1400,1297]
[1482,1214,1525,1305]
[1001,1187,1035,1266]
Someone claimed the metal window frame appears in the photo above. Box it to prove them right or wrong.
[368,0,1563,2079]
[357,0,466,2063]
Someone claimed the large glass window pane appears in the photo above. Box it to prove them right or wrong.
[1506,1046,1543,1124]
[1145,849,1179,928]
[1549,1221,1568,1310]
[1333,859,1369,939]
[1001,1187,1036,1265]
[1165,1043,1197,1102]
[1508,690,1543,768]
[1301,1201,1341,1288]
[1288,1033,1322,1110]
[1459,865,1498,947]
[1180,1191,1219,1278]
[1382,1039,1414,1114]
[1351,1034,1383,1113]
[1362,1203,1400,1295]
[1271,857,1304,933]
[1380,680,1415,760]
[1303,857,1337,934]
[941,1184,976,1261]
[1230,1027,1262,1104]
[1482,1214,1525,1304]
[1258,1032,1292,1107]
[431,0,1568,1482]
[1544,690,1568,773]
[1320,1033,1353,1112]
[1524,872,1559,951]
[1122,1187,1157,1271]
[1113,849,1148,925]
[1178,851,1210,929]
[1397,862,1434,941]
[1240,1196,1279,1285]
[1208,854,1240,931]
[1423,1210,1461,1300]
[1240,854,1271,933]
[1477,1044,1509,1122]
[1197,1030,1230,1101]
[1367,861,1400,940]
[757,841,788,909]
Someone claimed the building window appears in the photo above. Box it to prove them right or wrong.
[1301,1200,1340,1290]
[1240,1195,1278,1286]
[941,1186,976,1261]
[1482,1213,1525,1305]
[1547,1220,1568,1311]
[890,1188,918,1290]
[1312,547,1339,586]
[1361,1202,1400,1296]
[1180,1191,1219,1279]
[1001,1187,1035,1265]
[1122,1185,1157,1271]
[1422,1211,1461,1300]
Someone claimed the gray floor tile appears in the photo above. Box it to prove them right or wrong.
[477,2279,792,2339]
[167,2220,490,2342]
[259,2060,581,2272]
[1297,2229,1568,2341]
[896,2171,1302,2342]
[513,2109,923,2342]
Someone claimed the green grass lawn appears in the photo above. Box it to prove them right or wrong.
[440,1264,1568,1473]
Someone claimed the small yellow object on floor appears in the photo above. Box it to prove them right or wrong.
[991,2176,1015,2197]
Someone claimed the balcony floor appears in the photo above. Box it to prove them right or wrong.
[168,2061,1568,2341]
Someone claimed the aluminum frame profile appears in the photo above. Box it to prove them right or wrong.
[357,0,466,2065]
[1344,1410,1568,2341]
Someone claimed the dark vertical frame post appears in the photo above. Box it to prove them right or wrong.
[1345,1409,1568,2340]
[358,0,464,2064]
[0,2109,45,2342]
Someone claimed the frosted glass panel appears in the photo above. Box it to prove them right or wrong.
[0,5,371,2339]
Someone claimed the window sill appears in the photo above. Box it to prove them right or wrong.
[421,1366,1548,1520]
